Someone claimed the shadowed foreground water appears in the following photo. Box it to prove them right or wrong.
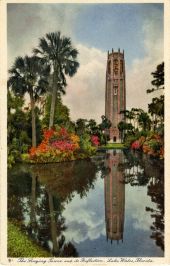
[8,149,164,257]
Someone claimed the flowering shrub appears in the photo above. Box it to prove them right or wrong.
[131,140,140,150]
[29,127,80,163]
[91,135,100,146]
[79,133,97,156]
[51,140,77,151]
[43,128,55,140]
[28,127,98,163]
[130,132,164,159]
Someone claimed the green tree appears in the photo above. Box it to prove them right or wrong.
[42,94,71,128]
[33,32,79,128]
[117,120,134,143]
[7,91,32,166]
[75,118,88,135]
[8,56,49,147]
[99,115,111,144]
[138,111,151,131]
[147,62,164,131]
[148,96,164,131]
[131,108,143,129]
[87,119,98,135]
[120,109,136,128]
[147,62,164,93]
[118,121,127,142]
[99,115,111,131]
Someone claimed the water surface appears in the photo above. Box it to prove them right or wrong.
[8,149,164,257]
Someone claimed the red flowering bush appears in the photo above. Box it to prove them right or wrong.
[29,127,80,163]
[131,140,140,150]
[43,128,55,140]
[91,135,100,146]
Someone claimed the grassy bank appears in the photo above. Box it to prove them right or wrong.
[8,222,51,257]
[98,143,125,149]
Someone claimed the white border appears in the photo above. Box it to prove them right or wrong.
[1,0,170,265]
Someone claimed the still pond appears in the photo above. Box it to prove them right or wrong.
[8,149,164,257]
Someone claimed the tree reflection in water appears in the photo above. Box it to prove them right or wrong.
[8,150,164,256]
[8,160,98,257]
[118,149,164,251]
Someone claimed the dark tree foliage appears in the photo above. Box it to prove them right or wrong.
[147,62,164,93]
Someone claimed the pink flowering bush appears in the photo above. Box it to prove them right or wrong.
[91,135,100,146]
[51,140,78,151]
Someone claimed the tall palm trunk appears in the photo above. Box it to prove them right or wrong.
[49,70,58,129]
[49,88,57,129]
[30,94,36,147]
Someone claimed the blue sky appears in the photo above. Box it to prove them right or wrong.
[73,4,163,65]
[7,3,164,122]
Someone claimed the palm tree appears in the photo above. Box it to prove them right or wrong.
[33,32,79,128]
[138,111,151,131]
[8,56,50,147]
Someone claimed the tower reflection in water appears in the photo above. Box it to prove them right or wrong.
[104,149,125,244]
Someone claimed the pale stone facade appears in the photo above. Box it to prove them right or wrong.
[105,49,126,143]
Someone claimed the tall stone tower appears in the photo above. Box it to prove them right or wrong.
[105,49,126,143]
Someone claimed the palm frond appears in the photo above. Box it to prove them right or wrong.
[64,60,79,77]
[69,48,79,59]
[33,48,43,55]
[32,31,79,98]
[61,37,71,50]
[14,56,25,70]
[8,55,50,98]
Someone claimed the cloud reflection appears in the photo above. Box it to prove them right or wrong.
[125,185,157,231]
[62,177,105,243]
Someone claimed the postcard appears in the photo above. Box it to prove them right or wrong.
[0,0,170,265]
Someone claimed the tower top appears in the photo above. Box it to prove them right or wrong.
[108,48,124,58]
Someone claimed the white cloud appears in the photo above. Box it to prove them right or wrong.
[125,184,157,231]
[126,16,163,111]
[8,4,80,67]
[63,44,106,123]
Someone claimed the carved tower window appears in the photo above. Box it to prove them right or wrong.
[113,86,118,95]
[114,79,118,85]
[113,59,119,75]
